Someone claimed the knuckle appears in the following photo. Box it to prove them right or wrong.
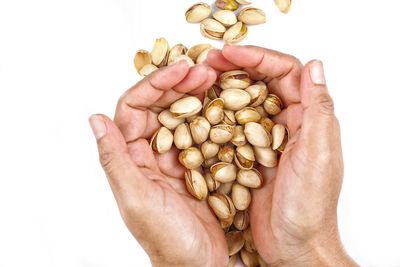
[99,149,116,173]
[314,92,335,115]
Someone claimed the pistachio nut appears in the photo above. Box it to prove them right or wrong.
[204,172,221,192]
[235,107,261,125]
[139,64,158,76]
[228,254,238,267]
[171,55,195,67]
[259,117,275,133]
[234,144,255,170]
[255,105,268,118]
[207,85,222,100]
[201,140,220,159]
[211,162,237,183]
[253,147,277,168]
[200,18,226,40]
[274,0,291,13]
[190,116,211,144]
[237,169,263,188]
[150,127,173,154]
[134,50,152,74]
[232,183,251,211]
[202,97,211,117]
[174,123,193,150]
[218,145,235,163]
[244,122,272,148]
[179,147,204,169]
[205,98,225,125]
[209,124,234,144]
[167,44,188,65]
[240,249,259,267]
[222,109,237,125]
[203,156,219,168]
[226,231,245,256]
[216,0,239,11]
[217,181,234,195]
[187,44,213,62]
[213,10,237,27]
[185,3,212,23]
[170,96,202,119]
[236,0,252,4]
[151,37,169,67]
[186,114,199,123]
[185,169,208,201]
[223,21,248,44]
[208,192,236,220]
[220,70,251,90]
[243,228,257,253]
[220,89,251,111]
[231,125,247,146]
[196,47,213,64]
[272,124,289,151]
[158,110,185,130]
[264,94,283,116]
[238,7,267,25]
[246,81,268,107]
[234,210,250,230]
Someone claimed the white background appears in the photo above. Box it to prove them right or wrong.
[1,0,400,266]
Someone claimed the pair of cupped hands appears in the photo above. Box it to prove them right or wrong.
[89,45,357,267]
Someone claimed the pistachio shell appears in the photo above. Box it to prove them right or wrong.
[190,116,211,144]
[223,21,248,44]
[167,44,188,65]
[150,127,173,154]
[205,98,225,125]
[187,44,213,62]
[216,0,240,11]
[240,249,259,267]
[274,0,291,13]
[134,50,152,74]
[235,107,261,125]
[228,254,238,267]
[220,70,251,90]
[210,162,237,183]
[234,210,250,230]
[171,55,195,67]
[244,122,272,148]
[246,81,268,107]
[209,124,234,144]
[174,123,193,149]
[139,64,158,76]
[272,124,288,151]
[226,231,245,256]
[231,125,247,146]
[158,110,185,130]
[213,10,237,27]
[238,7,267,25]
[201,140,220,159]
[234,144,255,170]
[259,117,275,133]
[204,172,221,192]
[185,170,208,200]
[220,216,234,229]
[220,89,251,111]
[236,0,252,4]
[217,181,234,195]
[222,109,237,125]
[243,228,257,253]
[207,85,222,100]
[179,147,204,169]
[255,105,268,118]
[200,18,226,40]
[232,183,251,211]
[264,94,283,116]
[170,96,202,119]
[151,37,169,67]
[237,169,263,188]
[253,147,277,168]
[203,156,220,168]
[186,114,199,123]
[218,145,235,163]
[196,47,213,64]
[185,3,212,23]
[208,192,236,220]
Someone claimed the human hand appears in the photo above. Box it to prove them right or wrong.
[89,62,228,267]
[207,45,358,267]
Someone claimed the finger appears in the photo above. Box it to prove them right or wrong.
[206,49,240,71]
[89,114,151,206]
[126,139,159,171]
[154,147,187,179]
[272,103,303,136]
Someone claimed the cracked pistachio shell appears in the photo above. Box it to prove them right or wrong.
[185,3,212,23]
[232,183,251,211]
[139,64,158,76]
[208,192,236,220]
[234,210,250,230]
[188,44,213,62]
[236,0,252,4]
[174,123,193,150]
[151,37,169,67]
[253,147,277,168]
[223,21,248,44]
[201,140,220,159]
[167,44,188,65]
[185,169,208,200]
[205,98,225,125]
[196,47,213,64]
[220,70,251,90]
[274,0,291,13]
[217,181,234,195]
[186,114,199,123]
[210,124,234,144]
[237,169,263,188]
[228,254,238,267]
[272,124,289,151]
[216,0,239,11]
[243,228,257,253]
[150,127,173,154]
[240,249,259,267]
[190,116,211,144]
[203,156,219,168]
[235,107,261,125]
[255,105,268,118]
[232,125,247,146]
[179,147,204,169]
[134,50,152,74]
[218,145,235,163]
[170,55,194,67]
[235,144,255,170]
[220,89,251,111]
[246,81,268,107]
[259,117,275,133]
[226,230,245,256]
[213,10,237,27]
[220,216,234,229]
[170,96,202,119]
[222,109,237,125]
[238,7,267,25]
[264,94,283,116]
[211,162,237,183]
[204,172,221,192]
[244,122,272,148]
[200,18,226,40]
[158,110,185,130]
[207,85,222,100]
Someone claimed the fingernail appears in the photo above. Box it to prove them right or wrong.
[89,115,107,140]
[309,60,326,85]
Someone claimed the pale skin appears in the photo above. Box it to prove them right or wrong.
[89,45,358,267]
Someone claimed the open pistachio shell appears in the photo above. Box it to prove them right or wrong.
[203,156,220,168]
[185,170,208,200]
[253,147,277,168]
[238,7,267,25]
[240,249,259,267]
[158,110,185,130]
[237,169,263,188]
[213,10,237,27]
[226,230,245,256]
[179,147,204,169]
[220,89,251,111]
[243,228,257,253]
[223,21,248,44]
[234,144,255,170]
[264,94,283,116]
[205,98,225,125]
[171,55,195,67]
[228,254,238,267]
[151,37,169,67]
[201,140,220,159]
[218,145,235,163]
[174,123,193,150]
[167,44,188,65]
[208,192,236,220]
[170,96,202,119]
[134,50,152,74]
[222,109,237,125]
[220,70,251,90]
[190,116,211,144]
[188,44,213,62]
[272,124,289,151]
[210,124,234,144]
[274,0,292,13]
[231,125,247,146]
[200,18,226,40]
[244,122,272,148]
[150,127,173,154]
[204,172,221,192]
[207,85,222,100]
[232,183,251,211]
[235,107,261,125]
[211,162,237,183]
[259,117,275,133]
[216,0,240,11]
[185,3,212,23]
[234,210,250,230]
[246,81,268,107]
[139,64,158,77]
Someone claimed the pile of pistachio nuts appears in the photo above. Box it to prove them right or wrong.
[150,69,288,267]
[185,0,292,43]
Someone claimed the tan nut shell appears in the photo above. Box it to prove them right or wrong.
[158,110,185,130]
[234,144,255,170]
[209,124,234,144]
[223,21,248,44]
[174,123,193,150]
[220,89,251,111]
[208,192,236,220]
[235,107,261,125]
[213,10,237,27]
[167,44,188,65]
[272,124,289,151]
[139,64,158,76]
[232,183,251,211]
[226,230,245,256]
[170,96,202,119]
[201,140,220,159]
[264,94,283,116]
[150,127,173,154]
[190,116,211,144]
[237,169,263,188]
[218,145,235,163]
[216,0,240,11]
[205,98,225,125]
[246,81,268,107]
[274,0,292,13]
[244,122,272,148]
[185,3,212,23]
[188,44,213,62]
[204,172,221,192]
[179,147,204,169]
[220,70,251,90]
[151,37,169,67]
[211,162,237,183]
[231,125,247,146]
[238,7,267,25]
[253,147,277,168]
[200,18,226,40]
[185,170,208,200]
[234,210,250,230]
[134,50,152,74]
